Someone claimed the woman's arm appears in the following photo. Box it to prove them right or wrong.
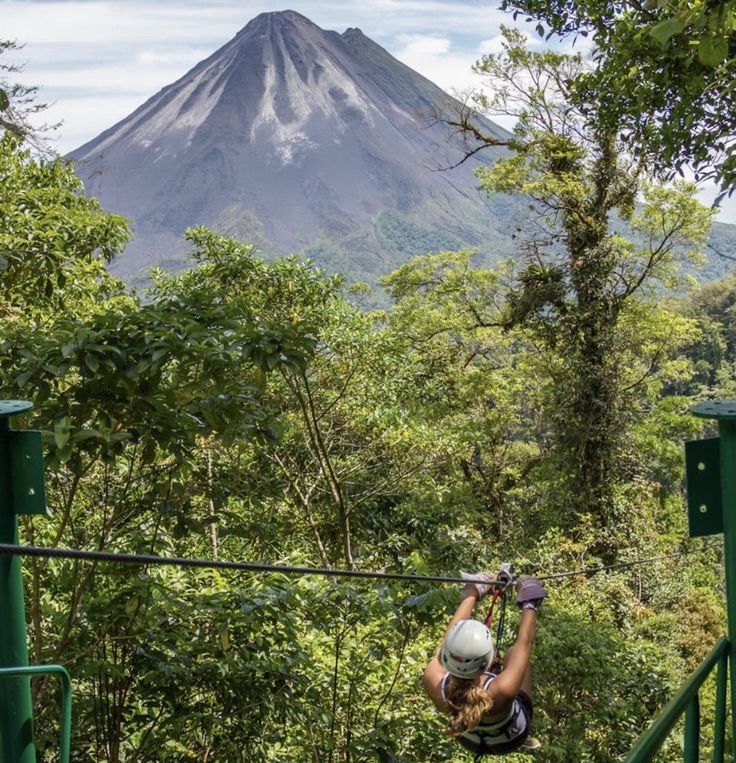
[488,608,536,702]
[423,589,480,701]
[489,575,547,703]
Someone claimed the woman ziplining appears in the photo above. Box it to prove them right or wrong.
[423,571,547,758]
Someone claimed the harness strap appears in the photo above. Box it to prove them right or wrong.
[484,586,509,658]
[470,701,525,756]
[494,589,508,652]
[483,588,503,628]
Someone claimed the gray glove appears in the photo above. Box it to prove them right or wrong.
[515,577,547,611]
[460,571,495,602]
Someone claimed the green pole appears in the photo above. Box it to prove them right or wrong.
[717,417,736,760]
[622,638,728,763]
[0,401,35,763]
[692,402,736,756]
[713,649,727,762]
[683,694,699,763]
[0,666,72,763]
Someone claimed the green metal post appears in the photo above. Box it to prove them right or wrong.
[0,665,72,763]
[623,638,728,763]
[692,402,736,759]
[718,417,736,762]
[683,694,699,763]
[0,401,35,763]
[713,650,727,762]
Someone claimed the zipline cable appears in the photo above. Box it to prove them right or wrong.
[533,548,716,582]
[0,543,497,585]
[0,543,716,587]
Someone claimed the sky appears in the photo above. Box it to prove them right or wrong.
[2,0,734,221]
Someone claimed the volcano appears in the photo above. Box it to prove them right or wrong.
[71,10,515,287]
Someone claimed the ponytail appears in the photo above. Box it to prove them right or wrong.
[444,675,494,736]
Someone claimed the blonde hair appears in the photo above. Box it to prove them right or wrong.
[445,675,494,736]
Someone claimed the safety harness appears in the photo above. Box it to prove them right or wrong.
[440,670,531,759]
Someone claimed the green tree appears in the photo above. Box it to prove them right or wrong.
[450,31,710,534]
[0,67,726,763]
[382,251,546,549]
[678,273,736,394]
[502,0,736,194]
[0,135,321,759]
[0,133,129,317]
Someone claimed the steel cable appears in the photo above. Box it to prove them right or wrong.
[533,548,716,582]
[0,542,717,587]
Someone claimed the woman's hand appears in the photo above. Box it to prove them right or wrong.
[460,570,495,601]
[515,576,547,611]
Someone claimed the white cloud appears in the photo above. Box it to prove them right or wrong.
[477,30,545,55]
[38,94,147,152]
[317,0,511,36]
[2,2,249,45]
[2,1,509,45]
[393,34,481,93]
[394,34,452,58]
[695,183,736,225]
[136,49,211,66]
[477,36,508,55]
[21,62,190,93]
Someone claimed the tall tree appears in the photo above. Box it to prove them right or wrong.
[0,41,58,150]
[449,31,710,532]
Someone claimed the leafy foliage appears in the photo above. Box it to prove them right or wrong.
[500,0,736,195]
[447,31,712,536]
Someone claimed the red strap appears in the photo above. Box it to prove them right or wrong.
[483,587,503,627]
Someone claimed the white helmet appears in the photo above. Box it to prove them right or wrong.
[440,620,494,679]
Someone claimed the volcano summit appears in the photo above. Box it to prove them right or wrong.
[71,10,513,285]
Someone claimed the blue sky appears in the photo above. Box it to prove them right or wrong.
[2,0,733,220]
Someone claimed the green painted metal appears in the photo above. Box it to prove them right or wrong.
[713,651,727,762]
[0,401,33,418]
[0,404,35,763]
[9,431,46,516]
[685,437,723,536]
[0,665,71,763]
[692,405,736,755]
[623,637,729,763]
[683,694,699,763]
[0,402,73,762]
[692,400,736,420]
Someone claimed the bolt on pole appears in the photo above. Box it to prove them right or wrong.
[0,400,46,763]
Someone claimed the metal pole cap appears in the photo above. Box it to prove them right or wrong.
[0,401,33,420]
[692,401,736,421]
